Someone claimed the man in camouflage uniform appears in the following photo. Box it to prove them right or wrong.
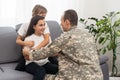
[26,9,103,80]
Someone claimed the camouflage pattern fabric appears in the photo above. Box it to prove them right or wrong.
[44,74,56,80]
[30,27,103,80]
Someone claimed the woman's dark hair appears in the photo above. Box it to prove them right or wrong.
[25,15,45,37]
[64,9,78,26]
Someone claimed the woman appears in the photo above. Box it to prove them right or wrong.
[23,15,58,80]
[15,4,58,71]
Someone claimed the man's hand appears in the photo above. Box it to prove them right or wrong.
[53,53,59,57]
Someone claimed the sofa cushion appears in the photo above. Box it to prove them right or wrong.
[99,55,109,65]
[16,23,22,32]
[0,27,22,63]
[0,62,56,80]
[46,21,63,41]
[0,68,33,80]
[0,62,20,71]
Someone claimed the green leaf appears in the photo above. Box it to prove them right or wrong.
[99,26,106,33]
[88,17,98,22]
[107,42,112,50]
[79,11,120,76]
[116,11,120,14]
[96,19,107,26]
[108,41,116,49]
[96,32,102,39]
[103,16,107,19]
[100,48,106,54]
[98,37,105,44]
[98,35,109,45]
[113,18,120,27]
[79,18,85,22]
[116,30,120,36]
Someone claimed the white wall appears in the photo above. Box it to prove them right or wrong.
[15,0,83,25]
[0,0,83,27]
[82,0,106,18]
[82,0,120,18]
[0,0,16,26]
[1,0,120,27]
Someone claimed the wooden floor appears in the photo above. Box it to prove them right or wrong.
[110,77,120,80]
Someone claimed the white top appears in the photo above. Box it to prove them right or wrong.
[18,22,50,37]
[18,22,50,66]
[24,34,50,66]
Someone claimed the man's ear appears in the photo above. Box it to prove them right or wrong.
[65,19,70,26]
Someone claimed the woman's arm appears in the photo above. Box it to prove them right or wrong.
[22,36,34,60]
[22,46,30,60]
[16,35,34,47]
[34,33,50,50]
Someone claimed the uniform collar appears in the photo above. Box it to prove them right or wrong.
[69,26,77,30]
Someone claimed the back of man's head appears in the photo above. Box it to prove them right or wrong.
[64,9,78,26]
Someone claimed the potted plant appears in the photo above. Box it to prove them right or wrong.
[80,11,120,76]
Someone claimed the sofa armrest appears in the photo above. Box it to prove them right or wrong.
[100,55,109,80]
[99,55,109,65]
[0,66,4,72]
[15,23,22,32]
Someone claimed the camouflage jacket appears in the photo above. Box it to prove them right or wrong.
[30,27,103,80]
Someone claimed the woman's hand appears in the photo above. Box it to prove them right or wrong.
[24,41,34,47]
[22,47,30,60]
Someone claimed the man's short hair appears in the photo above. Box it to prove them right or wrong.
[64,9,78,26]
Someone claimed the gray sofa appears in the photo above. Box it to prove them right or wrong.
[0,21,109,80]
